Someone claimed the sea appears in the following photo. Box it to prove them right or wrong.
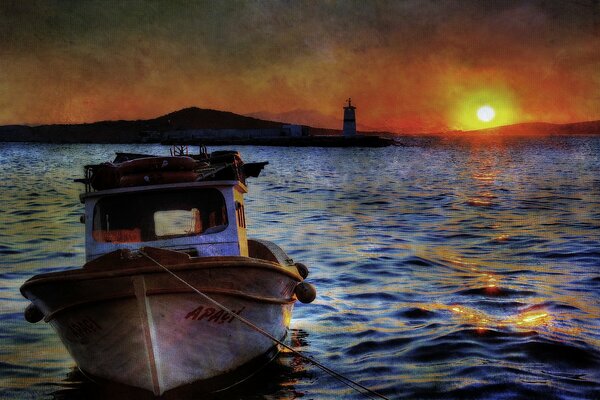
[1,137,599,400]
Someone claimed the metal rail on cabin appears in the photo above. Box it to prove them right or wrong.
[75,161,244,193]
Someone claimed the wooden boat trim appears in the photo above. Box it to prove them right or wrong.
[132,276,162,396]
[44,292,133,322]
[43,287,296,322]
[21,257,302,291]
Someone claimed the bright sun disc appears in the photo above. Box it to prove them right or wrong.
[477,105,495,122]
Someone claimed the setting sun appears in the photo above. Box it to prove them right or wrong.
[450,86,519,131]
[477,105,495,122]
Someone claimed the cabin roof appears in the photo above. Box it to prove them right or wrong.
[79,180,247,203]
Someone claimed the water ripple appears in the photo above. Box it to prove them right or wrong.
[1,140,600,399]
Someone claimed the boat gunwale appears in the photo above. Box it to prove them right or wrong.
[41,286,296,322]
[20,256,303,291]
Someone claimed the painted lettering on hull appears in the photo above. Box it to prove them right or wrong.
[185,305,245,324]
[66,317,102,343]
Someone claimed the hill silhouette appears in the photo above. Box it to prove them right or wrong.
[0,107,289,143]
[152,107,284,130]
[0,107,599,143]
[461,120,600,136]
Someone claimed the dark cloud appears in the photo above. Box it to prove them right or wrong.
[0,0,598,128]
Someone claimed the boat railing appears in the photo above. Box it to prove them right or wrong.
[74,147,267,194]
[77,161,243,194]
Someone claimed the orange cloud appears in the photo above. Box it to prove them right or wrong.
[0,1,598,131]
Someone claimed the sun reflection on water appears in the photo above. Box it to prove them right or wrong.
[449,304,553,332]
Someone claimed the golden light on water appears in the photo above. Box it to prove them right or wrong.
[466,198,493,207]
[518,311,550,326]
[440,254,554,333]
[283,306,293,327]
[494,234,511,242]
[449,304,553,331]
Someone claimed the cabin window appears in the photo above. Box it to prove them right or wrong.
[92,189,228,243]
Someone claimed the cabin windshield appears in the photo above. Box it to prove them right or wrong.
[92,189,228,243]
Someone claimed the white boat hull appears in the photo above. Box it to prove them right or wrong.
[21,248,302,395]
[51,287,293,395]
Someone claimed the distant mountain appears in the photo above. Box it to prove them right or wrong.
[154,107,284,130]
[248,109,339,130]
[1,107,598,143]
[462,120,600,136]
[0,107,290,143]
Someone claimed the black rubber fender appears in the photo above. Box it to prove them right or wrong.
[294,281,317,304]
[294,262,309,279]
[24,303,44,323]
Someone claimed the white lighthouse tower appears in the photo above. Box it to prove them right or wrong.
[342,98,357,137]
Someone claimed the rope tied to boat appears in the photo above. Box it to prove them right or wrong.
[138,250,389,400]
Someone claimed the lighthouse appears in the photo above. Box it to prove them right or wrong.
[342,98,357,137]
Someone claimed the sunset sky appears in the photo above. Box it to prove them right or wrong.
[1,0,599,132]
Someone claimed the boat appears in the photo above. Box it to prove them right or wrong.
[20,146,316,396]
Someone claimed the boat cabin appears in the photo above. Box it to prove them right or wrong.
[80,180,249,262]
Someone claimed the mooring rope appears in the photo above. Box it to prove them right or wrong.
[138,250,389,400]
